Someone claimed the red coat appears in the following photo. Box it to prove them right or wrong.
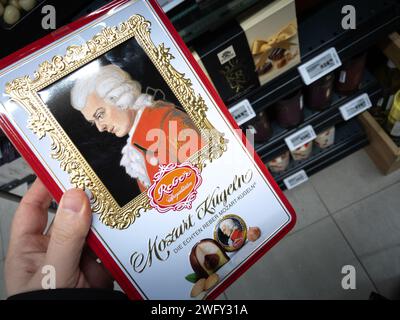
[230,229,244,249]
[231,229,243,242]
[130,104,204,191]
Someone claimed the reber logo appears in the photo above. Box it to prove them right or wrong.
[148,162,202,213]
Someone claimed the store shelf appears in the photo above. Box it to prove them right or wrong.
[255,70,381,162]
[76,0,269,44]
[168,0,271,43]
[271,118,368,190]
[230,0,400,112]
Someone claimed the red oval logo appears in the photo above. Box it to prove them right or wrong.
[148,163,202,213]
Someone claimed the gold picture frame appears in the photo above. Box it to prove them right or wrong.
[5,14,227,230]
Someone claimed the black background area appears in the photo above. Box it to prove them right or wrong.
[38,38,181,207]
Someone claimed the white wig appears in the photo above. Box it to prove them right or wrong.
[220,219,236,232]
[71,64,143,111]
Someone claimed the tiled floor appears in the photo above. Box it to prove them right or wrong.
[225,149,400,300]
[1,149,400,299]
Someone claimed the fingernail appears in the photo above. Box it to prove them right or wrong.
[61,190,84,214]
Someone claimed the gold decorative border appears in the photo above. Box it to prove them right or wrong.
[5,15,227,229]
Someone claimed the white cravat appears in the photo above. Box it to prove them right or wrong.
[119,94,154,187]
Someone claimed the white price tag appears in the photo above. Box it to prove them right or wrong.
[284,170,309,190]
[285,125,317,151]
[339,93,372,121]
[298,48,342,85]
[229,99,256,126]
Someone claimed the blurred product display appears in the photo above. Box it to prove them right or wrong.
[0,0,37,26]
[274,89,304,128]
[0,0,95,59]
[315,126,335,149]
[304,73,334,111]
[167,0,264,43]
[241,110,273,143]
[335,52,367,95]
[0,0,37,27]
[267,150,290,173]
[291,141,313,161]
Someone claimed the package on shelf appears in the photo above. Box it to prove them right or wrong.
[335,52,367,95]
[304,72,335,111]
[192,21,260,105]
[267,150,290,173]
[315,126,335,149]
[291,141,313,161]
[274,89,304,128]
[240,109,273,143]
[238,0,301,86]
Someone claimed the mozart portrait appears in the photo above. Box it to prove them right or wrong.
[38,38,204,206]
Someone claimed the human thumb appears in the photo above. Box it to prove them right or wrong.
[44,189,92,288]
